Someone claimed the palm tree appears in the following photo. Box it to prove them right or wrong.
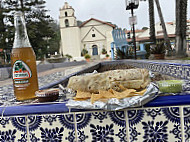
[154,0,172,54]
[175,0,188,57]
[148,0,156,44]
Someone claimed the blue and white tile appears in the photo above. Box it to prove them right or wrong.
[183,106,190,142]
[0,116,27,141]
[27,113,76,142]
[126,107,182,142]
[76,110,127,142]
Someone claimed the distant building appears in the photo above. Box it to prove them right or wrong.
[59,2,116,61]
[127,21,190,48]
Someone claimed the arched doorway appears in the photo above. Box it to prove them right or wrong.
[92,45,98,55]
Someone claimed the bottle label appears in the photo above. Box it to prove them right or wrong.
[13,60,32,84]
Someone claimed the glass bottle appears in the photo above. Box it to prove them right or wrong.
[11,11,39,101]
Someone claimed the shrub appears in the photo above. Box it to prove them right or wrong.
[115,47,132,60]
[81,48,88,56]
[84,54,91,59]
[150,42,166,54]
[102,48,107,54]
[65,54,72,59]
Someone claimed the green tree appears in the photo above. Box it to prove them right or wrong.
[155,0,171,53]
[2,0,56,60]
[47,21,61,56]
[0,1,6,49]
[175,0,188,57]
[148,0,156,44]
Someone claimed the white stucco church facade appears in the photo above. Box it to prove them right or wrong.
[59,2,116,61]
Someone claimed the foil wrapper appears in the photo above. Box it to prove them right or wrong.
[65,83,159,110]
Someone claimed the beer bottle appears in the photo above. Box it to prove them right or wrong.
[11,11,39,101]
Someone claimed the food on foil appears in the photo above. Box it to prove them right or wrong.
[73,87,147,104]
[67,68,150,93]
[67,68,150,104]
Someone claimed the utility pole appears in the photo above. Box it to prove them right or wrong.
[125,0,139,59]
[131,8,137,59]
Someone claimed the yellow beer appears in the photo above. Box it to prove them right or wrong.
[11,12,39,100]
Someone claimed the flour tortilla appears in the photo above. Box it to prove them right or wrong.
[67,68,150,93]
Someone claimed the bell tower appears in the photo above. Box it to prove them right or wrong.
[59,2,77,28]
[59,2,81,60]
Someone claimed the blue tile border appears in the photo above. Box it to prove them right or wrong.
[2,103,69,116]
[145,94,190,107]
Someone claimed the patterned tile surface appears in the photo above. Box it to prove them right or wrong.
[0,106,187,142]
[126,60,190,80]
[127,107,182,142]
[183,107,190,142]
[76,111,127,142]
[0,116,27,141]
[27,114,76,142]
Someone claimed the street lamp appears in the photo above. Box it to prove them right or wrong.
[125,0,139,59]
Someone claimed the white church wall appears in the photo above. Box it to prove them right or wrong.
[106,31,114,56]
[60,27,81,58]
[80,20,114,56]
[83,20,102,26]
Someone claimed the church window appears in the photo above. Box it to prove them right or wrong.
[65,12,68,17]
[65,19,69,27]
[92,34,96,37]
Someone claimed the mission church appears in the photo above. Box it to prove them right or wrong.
[59,2,116,61]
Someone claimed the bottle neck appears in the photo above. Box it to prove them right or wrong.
[13,12,32,48]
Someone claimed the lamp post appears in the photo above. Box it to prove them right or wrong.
[125,0,139,59]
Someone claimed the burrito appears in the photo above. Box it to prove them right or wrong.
[67,68,150,93]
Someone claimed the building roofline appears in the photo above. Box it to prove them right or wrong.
[79,18,116,28]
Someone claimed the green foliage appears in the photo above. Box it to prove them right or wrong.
[46,21,61,56]
[65,54,72,59]
[1,0,60,60]
[115,47,132,60]
[47,58,66,63]
[150,42,166,54]
[145,43,151,59]
[81,48,88,56]
[101,48,107,54]
[84,54,91,59]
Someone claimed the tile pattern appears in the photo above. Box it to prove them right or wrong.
[126,107,182,142]
[184,107,190,142]
[27,114,76,142]
[75,111,127,142]
[1,106,190,142]
[0,116,27,141]
[126,60,190,80]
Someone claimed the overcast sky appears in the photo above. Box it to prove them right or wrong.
[45,0,190,30]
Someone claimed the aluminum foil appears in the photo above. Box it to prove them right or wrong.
[65,83,159,110]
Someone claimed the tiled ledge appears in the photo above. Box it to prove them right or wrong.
[0,105,189,141]
[1,60,190,141]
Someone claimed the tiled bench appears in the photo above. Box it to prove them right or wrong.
[1,60,190,142]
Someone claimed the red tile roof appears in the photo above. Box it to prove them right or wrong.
[79,18,116,28]
[125,29,145,33]
[126,34,176,42]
